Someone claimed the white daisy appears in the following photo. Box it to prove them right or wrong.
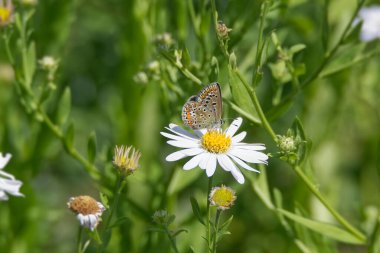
[67,195,106,231]
[0,152,24,201]
[160,117,268,184]
[357,5,380,42]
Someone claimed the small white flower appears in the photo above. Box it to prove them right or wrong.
[38,56,58,70]
[67,195,106,231]
[160,118,268,184]
[357,5,380,42]
[0,152,24,201]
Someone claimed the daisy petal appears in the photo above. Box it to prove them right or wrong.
[0,153,12,169]
[166,124,198,139]
[232,131,246,143]
[199,153,211,170]
[193,129,206,138]
[225,117,242,137]
[229,148,268,164]
[233,143,266,150]
[0,170,15,180]
[205,155,217,177]
[166,148,204,161]
[229,155,260,173]
[161,132,194,142]
[183,153,207,170]
[217,155,231,172]
[167,140,199,148]
[217,155,244,184]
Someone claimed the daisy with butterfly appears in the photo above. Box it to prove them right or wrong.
[161,82,268,184]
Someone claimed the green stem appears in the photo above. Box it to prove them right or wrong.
[212,209,222,253]
[210,0,229,59]
[164,227,180,253]
[99,175,127,252]
[77,226,84,253]
[251,1,269,87]
[206,177,213,253]
[236,70,277,141]
[37,108,100,180]
[293,165,366,242]
[275,0,366,109]
[159,50,202,85]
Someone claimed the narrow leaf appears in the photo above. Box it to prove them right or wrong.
[87,132,97,164]
[190,197,205,225]
[277,209,366,244]
[228,66,259,121]
[56,87,71,126]
[65,123,74,150]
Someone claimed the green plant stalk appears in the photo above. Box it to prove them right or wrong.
[206,177,213,253]
[77,226,84,253]
[37,108,100,180]
[236,70,277,141]
[187,0,208,66]
[99,175,127,252]
[212,209,222,253]
[210,0,229,59]
[2,32,14,65]
[251,1,269,87]
[293,165,366,242]
[9,9,100,181]
[276,0,366,108]
[164,226,180,253]
[159,50,202,85]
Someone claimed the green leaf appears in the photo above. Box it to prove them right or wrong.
[172,228,188,237]
[217,215,233,239]
[289,44,306,55]
[369,216,380,253]
[110,216,129,228]
[291,117,309,165]
[319,43,365,78]
[56,87,71,126]
[26,42,36,85]
[64,123,74,150]
[277,209,366,244]
[250,167,275,210]
[190,197,205,225]
[228,66,258,121]
[99,192,109,209]
[208,56,219,82]
[273,188,292,233]
[87,132,97,164]
[343,20,362,44]
[228,101,260,124]
[182,47,191,67]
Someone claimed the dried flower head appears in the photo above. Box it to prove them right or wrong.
[209,185,236,210]
[67,195,105,231]
[217,21,232,40]
[0,0,13,27]
[113,145,141,175]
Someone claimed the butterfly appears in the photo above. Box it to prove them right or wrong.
[181,82,223,130]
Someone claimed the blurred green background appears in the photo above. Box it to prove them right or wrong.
[1,0,380,252]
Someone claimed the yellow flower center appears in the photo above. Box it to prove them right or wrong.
[0,7,11,24]
[201,130,231,154]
